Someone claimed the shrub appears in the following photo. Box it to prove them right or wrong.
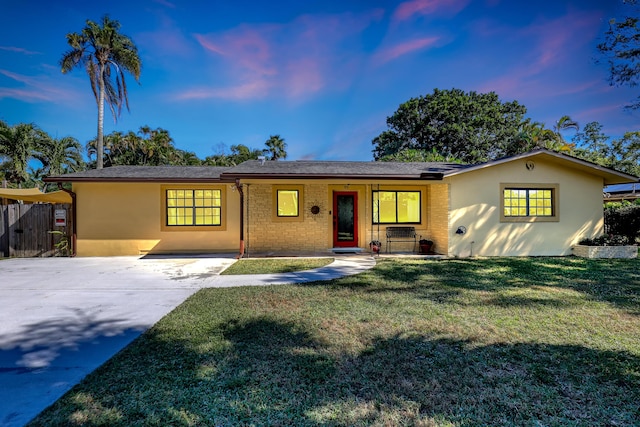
[579,234,631,246]
[604,203,640,243]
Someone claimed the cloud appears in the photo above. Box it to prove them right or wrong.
[392,0,469,23]
[475,9,602,101]
[0,69,81,104]
[135,15,196,60]
[176,10,383,101]
[373,37,440,64]
[152,0,175,8]
[174,80,271,101]
[0,46,41,55]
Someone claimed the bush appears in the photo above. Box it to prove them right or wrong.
[604,203,640,243]
[579,234,631,246]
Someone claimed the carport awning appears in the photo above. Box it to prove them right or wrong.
[0,188,72,204]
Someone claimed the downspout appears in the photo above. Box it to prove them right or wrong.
[235,179,245,259]
[57,183,77,257]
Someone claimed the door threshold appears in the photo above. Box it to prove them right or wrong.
[331,247,364,254]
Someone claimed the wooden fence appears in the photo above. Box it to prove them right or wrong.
[0,203,72,257]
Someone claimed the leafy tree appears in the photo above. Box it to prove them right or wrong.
[60,16,141,169]
[611,131,640,176]
[0,121,47,186]
[87,126,194,166]
[203,143,268,166]
[230,144,266,163]
[378,148,463,163]
[572,121,640,176]
[202,153,235,166]
[264,135,288,160]
[571,122,611,165]
[506,119,558,155]
[597,0,640,109]
[372,88,527,163]
[175,150,203,166]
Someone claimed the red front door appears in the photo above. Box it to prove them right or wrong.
[333,191,358,247]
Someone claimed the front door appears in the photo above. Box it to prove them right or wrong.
[333,191,358,247]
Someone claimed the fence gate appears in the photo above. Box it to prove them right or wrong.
[0,204,71,257]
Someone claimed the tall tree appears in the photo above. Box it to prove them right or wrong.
[264,135,288,160]
[0,121,46,186]
[371,88,527,163]
[597,0,640,109]
[60,16,141,169]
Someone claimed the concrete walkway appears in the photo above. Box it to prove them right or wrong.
[0,255,375,427]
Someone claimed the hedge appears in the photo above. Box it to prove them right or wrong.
[604,200,640,243]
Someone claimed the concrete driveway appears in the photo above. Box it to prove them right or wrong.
[0,255,375,426]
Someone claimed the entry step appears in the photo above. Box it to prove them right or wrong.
[331,247,364,254]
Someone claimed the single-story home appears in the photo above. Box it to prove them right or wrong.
[44,148,638,257]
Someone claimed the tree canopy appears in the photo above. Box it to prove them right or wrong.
[598,0,640,110]
[372,88,528,164]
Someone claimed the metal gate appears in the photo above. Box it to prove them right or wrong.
[0,204,72,257]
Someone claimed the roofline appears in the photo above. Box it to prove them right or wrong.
[220,172,444,180]
[443,149,639,183]
[43,177,233,183]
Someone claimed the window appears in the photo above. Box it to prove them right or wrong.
[501,184,559,222]
[373,191,421,224]
[277,189,299,217]
[166,189,221,226]
[272,185,304,222]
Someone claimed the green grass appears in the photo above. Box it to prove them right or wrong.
[221,257,334,275]
[30,257,640,426]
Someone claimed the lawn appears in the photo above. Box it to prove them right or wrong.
[221,257,334,275]
[30,257,640,426]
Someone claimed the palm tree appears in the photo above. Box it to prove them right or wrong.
[553,115,579,151]
[60,16,141,169]
[0,121,44,186]
[264,135,288,160]
[34,135,85,178]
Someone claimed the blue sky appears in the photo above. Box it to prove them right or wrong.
[0,0,637,161]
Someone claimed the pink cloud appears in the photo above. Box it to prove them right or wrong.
[180,10,382,102]
[174,80,271,101]
[0,46,40,55]
[373,37,440,64]
[476,10,602,100]
[574,103,625,121]
[392,0,469,23]
[194,27,277,76]
[0,69,80,104]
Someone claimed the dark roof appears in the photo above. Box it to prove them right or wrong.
[44,165,232,183]
[43,149,638,185]
[221,160,469,180]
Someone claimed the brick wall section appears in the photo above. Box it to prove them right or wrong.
[244,182,450,255]
[246,184,329,253]
[427,183,450,255]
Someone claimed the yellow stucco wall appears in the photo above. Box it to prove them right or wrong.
[242,180,448,255]
[446,158,604,257]
[72,182,241,256]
